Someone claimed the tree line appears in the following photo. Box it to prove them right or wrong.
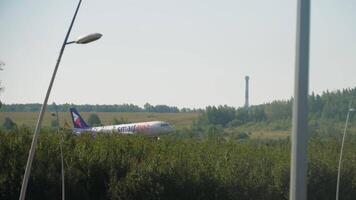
[197,87,356,127]
[1,87,355,130]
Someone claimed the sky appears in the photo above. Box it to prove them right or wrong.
[0,0,355,109]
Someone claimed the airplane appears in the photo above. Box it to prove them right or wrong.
[69,108,174,136]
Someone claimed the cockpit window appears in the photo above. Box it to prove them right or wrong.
[161,123,170,127]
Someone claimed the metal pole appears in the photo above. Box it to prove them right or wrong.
[289,0,310,200]
[19,1,82,199]
[245,76,249,108]
[336,102,353,200]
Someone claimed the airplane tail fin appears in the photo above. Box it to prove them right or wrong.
[69,108,90,129]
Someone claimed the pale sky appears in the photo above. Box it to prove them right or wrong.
[0,0,355,108]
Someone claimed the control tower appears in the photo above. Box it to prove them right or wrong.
[245,76,249,108]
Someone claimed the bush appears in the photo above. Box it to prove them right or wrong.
[87,113,102,126]
[199,105,236,126]
[3,117,16,130]
[1,129,356,199]
[237,132,249,140]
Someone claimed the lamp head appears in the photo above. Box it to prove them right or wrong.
[75,33,102,44]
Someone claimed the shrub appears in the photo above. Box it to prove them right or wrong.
[1,129,356,199]
[3,117,16,130]
[87,113,102,126]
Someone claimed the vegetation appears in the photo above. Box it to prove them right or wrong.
[1,87,354,117]
[50,119,59,128]
[196,88,356,129]
[2,117,16,130]
[1,127,356,200]
[143,103,180,113]
[87,113,102,126]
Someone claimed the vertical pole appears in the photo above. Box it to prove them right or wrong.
[289,0,310,200]
[336,101,353,200]
[19,1,82,200]
[245,76,249,108]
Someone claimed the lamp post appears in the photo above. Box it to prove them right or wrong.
[335,105,354,200]
[19,1,102,199]
[289,0,310,200]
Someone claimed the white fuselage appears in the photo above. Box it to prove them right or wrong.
[74,121,173,136]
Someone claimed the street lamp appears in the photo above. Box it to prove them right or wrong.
[68,33,102,44]
[19,1,102,200]
[336,105,354,200]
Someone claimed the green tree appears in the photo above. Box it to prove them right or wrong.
[144,103,153,112]
[87,113,102,126]
[3,117,16,130]
[249,106,267,122]
[236,107,250,124]
[264,100,292,121]
[199,105,236,126]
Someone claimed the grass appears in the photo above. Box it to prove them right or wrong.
[0,112,200,129]
[249,130,290,139]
